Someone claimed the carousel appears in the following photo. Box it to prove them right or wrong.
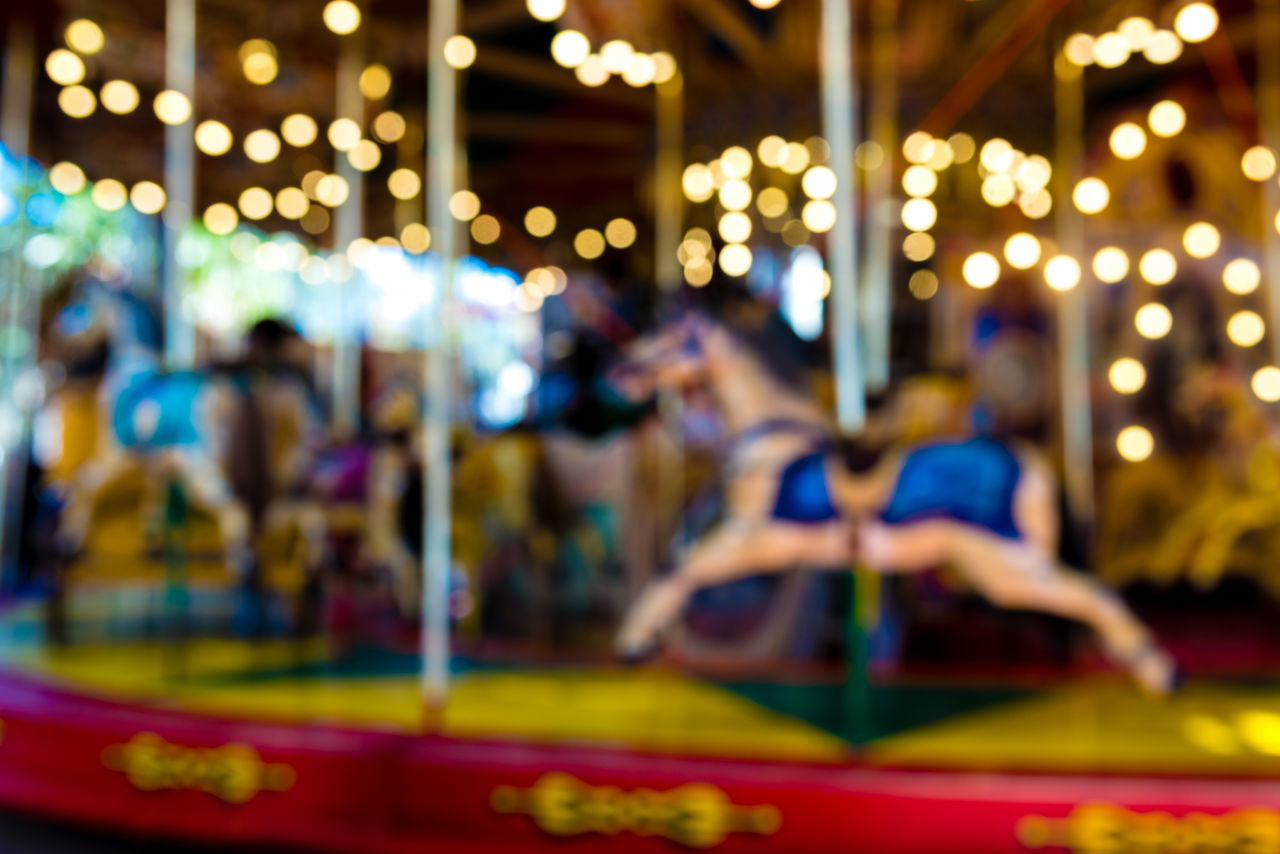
[0,0,1276,851]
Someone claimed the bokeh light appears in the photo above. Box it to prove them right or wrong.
[1148,100,1186,137]
[1109,358,1146,394]
[1117,426,1154,462]
[100,80,139,114]
[1139,248,1177,285]
[1223,258,1261,294]
[323,0,361,34]
[963,251,1000,289]
[1135,302,1173,339]
[194,120,233,156]
[1092,247,1129,283]
[1183,222,1220,259]
[1003,233,1041,269]
[1044,255,1082,291]
[1227,310,1266,347]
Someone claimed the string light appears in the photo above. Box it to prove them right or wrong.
[449,190,481,221]
[622,55,657,87]
[1063,33,1095,66]
[387,168,421,200]
[1109,358,1146,394]
[802,200,836,233]
[1174,3,1218,43]
[316,174,350,207]
[574,228,605,259]
[1148,100,1186,137]
[1252,366,1280,402]
[903,131,936,165]
[551,31,590,68]
[855,141,885,170]
[652,53,678,84]
[719,211,753,243]
[1003,233,1041,269]
[903,232,935,262]
[1243,146,1278,181]
[1019,190,1052,219]
[244,129,282,163]
[1044,255,1081,291]
[328,118,361,151]
[1143,30,1183,64]
[900,198,937,231]
[129,181,165,215]
[203,202,238,235]
[1227,310,1265,347]
[802,166,837,199]
[1072,177,1109,214]
[981,174,1016,207]
[1092,247,1129,283]
[347,139,381,171]
[527,0,566,22]
[719,243,753,276]
[605,218,637,248]
[242,45,278,85]
[238,187,273,220]
[402,223,431,253]
[444,35,477,69]
[948,133,976,163]
[575,55,609,87]
[1117,426,1154,462]
[1135,303,1172,339]
[275,188,309,220]
[757,187,788,217]
[779,142,810,175]
[359,63,391,99]
[323,0,361,34]
[1109,122,1147,160]
[471,214,500,244]
[1118,17,1155,50]
[154,90,192,125]
[281,114,318,147]
[719,179,752,211]
[46,49,85,86]
[1223,258,1261,294]
[525,206,556,237]
[65,19,105,54]
[1139,248,1177,285]
[962,252,1000,289]
[1182,222,1220,258]
[599,40,635,74]
[1092,32,1130,68]
[682,164,714,202]
[49,162,86,195]
[100,80,139,114]
[194,120,233,156]
[58,85,95,118]
[373,111,405,143]
[909,270,939,300]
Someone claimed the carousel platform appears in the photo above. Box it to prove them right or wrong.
[0,594,1278,854]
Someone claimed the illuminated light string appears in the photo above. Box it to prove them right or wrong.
[544,25,677,88]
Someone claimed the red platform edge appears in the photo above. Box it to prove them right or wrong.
[0,668,1273,853]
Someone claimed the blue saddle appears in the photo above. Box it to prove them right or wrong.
[772,452,839,524]
[879,438,1022,540]
[111,369,205,449]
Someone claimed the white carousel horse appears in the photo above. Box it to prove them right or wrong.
[610,312,1178,695]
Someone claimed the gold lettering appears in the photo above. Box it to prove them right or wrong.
[102,733,294,804]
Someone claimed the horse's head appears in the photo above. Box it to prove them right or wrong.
[607,312,715,400]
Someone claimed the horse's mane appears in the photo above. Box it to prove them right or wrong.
[701,309,813,388]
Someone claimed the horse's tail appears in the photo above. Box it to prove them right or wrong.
[225,381,273,533]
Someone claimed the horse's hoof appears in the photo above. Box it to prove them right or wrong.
[231,576,269,639]
[615,638,662,666]
[1132,646,1182,698]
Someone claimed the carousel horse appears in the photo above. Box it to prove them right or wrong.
[50,280,266,630]
[610,311,1179,695]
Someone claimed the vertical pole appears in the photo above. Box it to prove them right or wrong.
[1258,0,1280,365]
[822,0,871,745]
[333,15,365,437]
[655,72,683,293]
[163,0,196,369]
[822,0,865,433]
[1053,52,1093,521]
[862,0,897,393]
[423,0,459,709]
[0,18,34,581]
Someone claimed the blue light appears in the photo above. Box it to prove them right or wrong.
[25,191,61,228]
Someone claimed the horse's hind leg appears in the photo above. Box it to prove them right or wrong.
[615,518,854,658]
[167,448,264,633]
